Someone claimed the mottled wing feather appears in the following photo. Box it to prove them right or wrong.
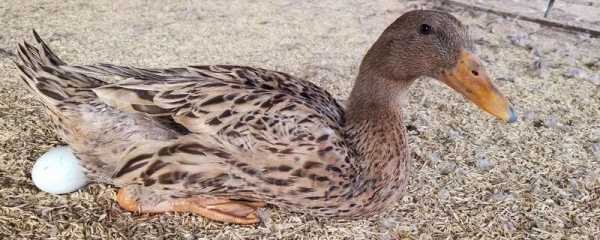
[91,65,344,133]
[92,65,353,198]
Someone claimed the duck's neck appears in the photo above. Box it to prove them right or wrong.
[341,73,413,215]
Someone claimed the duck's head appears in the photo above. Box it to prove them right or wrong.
[357,10,517,123]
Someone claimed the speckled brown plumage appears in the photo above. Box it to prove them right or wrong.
[15,10,514,223]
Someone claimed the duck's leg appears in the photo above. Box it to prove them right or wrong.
[116,185,265,224]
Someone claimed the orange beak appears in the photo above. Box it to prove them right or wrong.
[439,49,517,123]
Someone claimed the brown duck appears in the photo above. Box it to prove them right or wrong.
[16,10,516,224]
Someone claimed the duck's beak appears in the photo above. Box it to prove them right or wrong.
[439,49,517,123]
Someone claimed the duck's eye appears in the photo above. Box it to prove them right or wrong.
[419,24,432,35]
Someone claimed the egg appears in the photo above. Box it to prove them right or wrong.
[31,146,88,194]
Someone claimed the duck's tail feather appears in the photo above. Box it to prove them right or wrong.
[15,30,106,107]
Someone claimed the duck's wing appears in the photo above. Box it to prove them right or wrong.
[90,65,344,131]
[91,65,352,197]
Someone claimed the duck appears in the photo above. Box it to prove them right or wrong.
[15,10,516,224]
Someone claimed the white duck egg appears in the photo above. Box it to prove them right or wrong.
[31,146,88,194]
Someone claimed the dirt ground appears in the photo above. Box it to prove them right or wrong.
[1,0,599,239]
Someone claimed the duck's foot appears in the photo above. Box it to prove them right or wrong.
[116,185,265,224]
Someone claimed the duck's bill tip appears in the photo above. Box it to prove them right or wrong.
[507,106,518,123]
